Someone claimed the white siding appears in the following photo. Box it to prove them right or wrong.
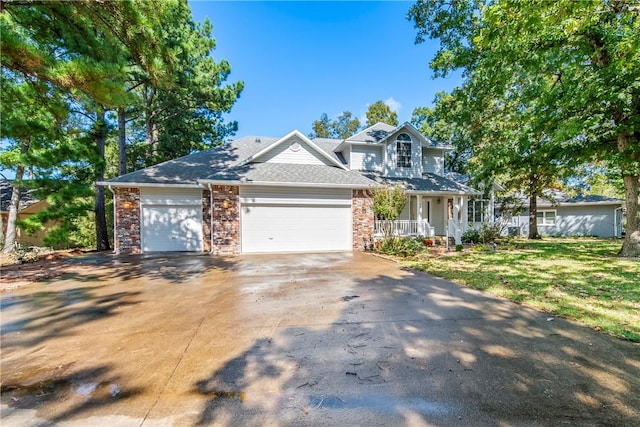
[383,134,423,178]
[422,148,444,175]
[255,138,328,165]
[513,204,621,238]
[140,188,203,252]
[240,186,352,253]
[350,145,383,171]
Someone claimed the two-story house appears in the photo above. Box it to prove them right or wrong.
[100,122,480,254]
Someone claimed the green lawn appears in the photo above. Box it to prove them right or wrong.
[403,238,640,342]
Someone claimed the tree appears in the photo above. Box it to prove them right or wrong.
[372,185,407,237]
[309,113,332,139]
[0,72,68,252]
[411,91,473,173]
[308,111,361,140]
[408,0,640,256]
[1,0,243,251]
[133,1,243,165]
[366,100,399,127]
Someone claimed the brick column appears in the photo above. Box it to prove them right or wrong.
[114,187,141,254]
[202,189,212,252]
[352,189,374,251]
[212,185,240,255]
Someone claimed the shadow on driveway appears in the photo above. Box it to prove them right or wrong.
[1,253,638,426]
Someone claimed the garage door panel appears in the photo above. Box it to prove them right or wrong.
[241,202,352,253]
[139,188,203,252]
[142,206,203,252]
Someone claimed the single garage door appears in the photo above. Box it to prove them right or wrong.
[240,186,352,253]
[141,188,203,252]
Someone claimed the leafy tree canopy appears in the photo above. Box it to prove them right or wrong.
[408,0,640,255]
[366,100,399,127]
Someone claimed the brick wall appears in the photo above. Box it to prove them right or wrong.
[114,187,141,254]
[352,189,374,251]
[212,185,240,255]
[202,189,212,252]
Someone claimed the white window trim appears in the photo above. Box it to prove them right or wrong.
[536,209,556,226]
[396,133,412,169]
[468,199,489,223]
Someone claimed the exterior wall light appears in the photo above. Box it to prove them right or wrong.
[222,200,230,209]
[122,201,132,209]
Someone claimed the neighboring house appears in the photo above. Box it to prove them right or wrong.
[99,122,480,254]
[500,190,625,238]
[444,172,505,231]
[0,180,49,247]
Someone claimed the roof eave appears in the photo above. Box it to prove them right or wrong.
[197,178,377,189]
[97,181,204,189]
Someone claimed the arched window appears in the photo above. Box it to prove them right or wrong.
[396,134,412,168]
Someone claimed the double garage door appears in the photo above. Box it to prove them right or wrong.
[140,187,352,253]
[240,187,352,253]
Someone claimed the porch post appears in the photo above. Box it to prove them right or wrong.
[417,194,423,235]
[461,196,468,232]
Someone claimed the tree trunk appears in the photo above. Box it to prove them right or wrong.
[616,132,640,257]
[2,165,24,253]
[144,86,158,159]
[528,194,540,239]
[117,107,127,176]
[94,108,111,252]
[618,173,640,257]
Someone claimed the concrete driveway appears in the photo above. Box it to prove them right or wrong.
[1,252,639,426]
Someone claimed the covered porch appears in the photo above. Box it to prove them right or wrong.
[374,193,469,244]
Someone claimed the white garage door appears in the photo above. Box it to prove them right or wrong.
[141,188,203,252]
[241,187,352,253]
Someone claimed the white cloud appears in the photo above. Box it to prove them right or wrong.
[384,97,401,113]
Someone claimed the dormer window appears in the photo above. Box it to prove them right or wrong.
[396,133,412,168]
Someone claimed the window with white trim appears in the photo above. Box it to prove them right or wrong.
[396,134,412,168]
[536,210,556,226]
[467,199,489,223]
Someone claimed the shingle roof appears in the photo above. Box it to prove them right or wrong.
[201,163,376,187]
[0,180,40,212]
[311,138,346,164]
[537,192,624,206]
[363,173,481,195]
[102,128,473,192]
[105,136,278,185]
[347,123,396,143]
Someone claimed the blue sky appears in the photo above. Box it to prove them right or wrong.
[189,1,462,138]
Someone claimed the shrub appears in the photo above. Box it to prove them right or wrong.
[455,244,464,252]
[462,228,481,244]
[379,237,428,257]
[463,223,501,244]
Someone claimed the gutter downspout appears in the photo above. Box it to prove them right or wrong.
[208,183,214,254]
[107,185,116,254]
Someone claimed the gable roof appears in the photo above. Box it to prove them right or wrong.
[347,123,397,143]
[101,133,371,188]
[103,136,277,187]
[344,122,452,150]
[240,130,347,170]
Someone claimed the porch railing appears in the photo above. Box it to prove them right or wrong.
[374,220,435,238]
[448,219,462,245]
